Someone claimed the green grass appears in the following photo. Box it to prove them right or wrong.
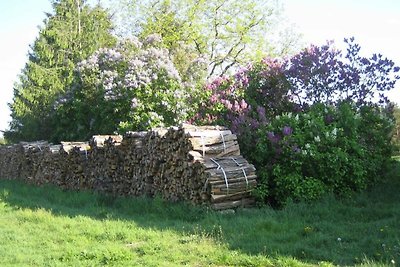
[0,162,399,266]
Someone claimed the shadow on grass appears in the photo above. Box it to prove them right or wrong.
[1,161,400,266]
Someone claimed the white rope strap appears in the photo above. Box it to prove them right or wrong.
[242,168,249,189]
[210,158,229,194]
[230,157,241,166]
[201,134,206,157]
[220,132,226,152]
[38,145,42,152]
[231,157,249,189]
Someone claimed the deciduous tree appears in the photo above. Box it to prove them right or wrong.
[115,0,298,77]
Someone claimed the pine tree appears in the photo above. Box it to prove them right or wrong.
[6,0,116,142]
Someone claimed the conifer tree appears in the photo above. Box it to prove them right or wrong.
[6,0,116,142]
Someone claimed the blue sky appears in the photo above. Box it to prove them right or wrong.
[0,0,399,135]
[0,0,52,135]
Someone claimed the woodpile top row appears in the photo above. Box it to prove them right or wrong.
[0,124,257,210]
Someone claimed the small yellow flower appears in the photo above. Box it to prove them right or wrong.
[303,226,313,234]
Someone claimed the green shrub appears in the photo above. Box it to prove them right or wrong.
[392,105,400,155]
[253,102,394,206]
[193,38,399,207]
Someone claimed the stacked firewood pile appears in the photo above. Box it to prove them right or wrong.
[182,125,256,209]
[0,144,23,180]
[35,145,63,186]
[119,131,151,196]
[20,141,49,184]
[0,125,257,210]
[60,142,90,190]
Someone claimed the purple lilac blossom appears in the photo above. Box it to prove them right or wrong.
[267,132,280,143]
[282,126,293,136]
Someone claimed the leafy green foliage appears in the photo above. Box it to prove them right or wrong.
[392,105,400,155]
[117,0,300,77]
[0,137,7,145]
[138,1,206,81]
[253,103,394,206]
[6,0,116,142]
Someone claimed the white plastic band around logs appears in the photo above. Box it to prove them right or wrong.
[230,157,249,189]
[220,131,226,152]
[210,158,229,194]
[201,134,206,157]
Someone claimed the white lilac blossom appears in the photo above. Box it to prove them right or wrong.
[75,36,195,130]
[131,98,139,109]
[331,128,337,137]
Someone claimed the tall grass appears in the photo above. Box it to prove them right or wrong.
[0,161,399,266]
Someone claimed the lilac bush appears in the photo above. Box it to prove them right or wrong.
[253,102,395,206]
[286,38,400,107]
[192,57,294,158]
[194,38,399,206]
[60,35,207,139]
[195,37,399,145]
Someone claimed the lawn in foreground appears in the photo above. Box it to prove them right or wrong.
[0,162,399,266]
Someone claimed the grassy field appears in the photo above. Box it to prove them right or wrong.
[0,162,399,266]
